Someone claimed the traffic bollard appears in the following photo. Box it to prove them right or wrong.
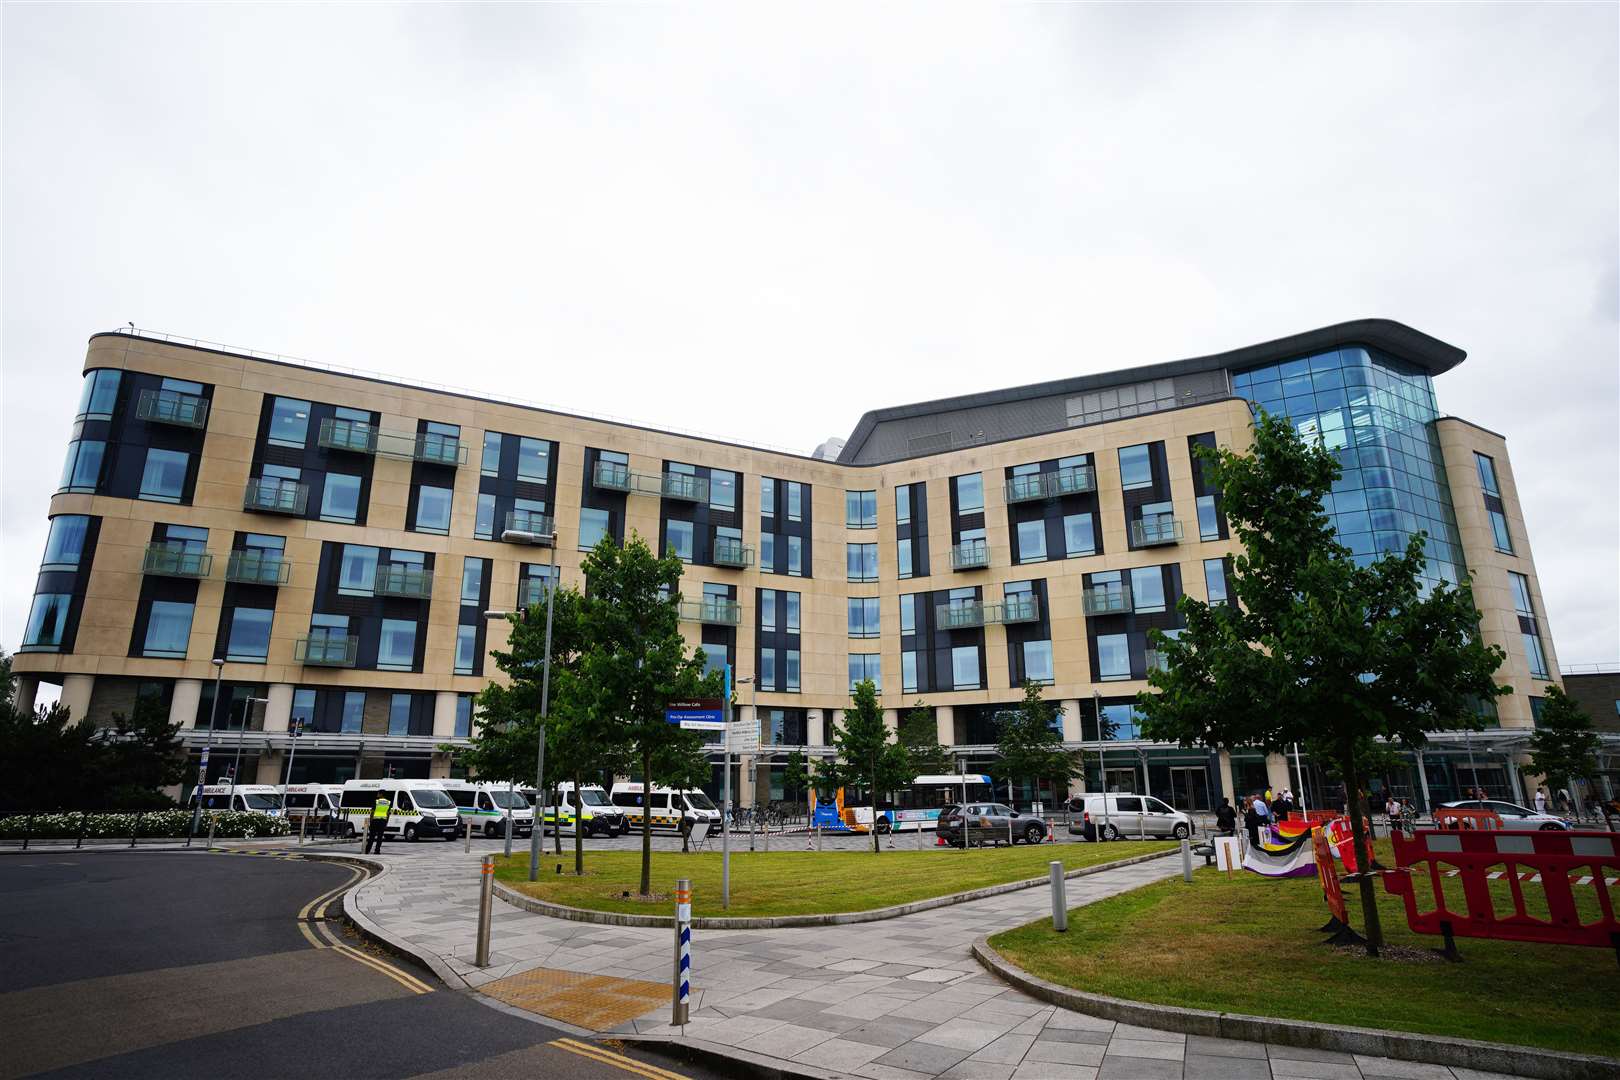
[130,812,142,848]
[76,812,88,850]
[672,878,692,1026]
[22,814,33,851]
[816,823,822,852]
[475,855,495,967]
[207,815,217,848]
[1181,838,1194,883]
[463,820,472,853]
[299,811,309,846]
[1049,861,1068,932]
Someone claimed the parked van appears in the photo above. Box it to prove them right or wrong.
[1066,794,1193,840]
[191,784,285,816]
[545,782,629,837]
[457,782,534,838]
[609,783,721,834]
[338,779,461,842]
[280,783,346,833]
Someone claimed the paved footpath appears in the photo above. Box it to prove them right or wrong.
[302,837,1525,1080]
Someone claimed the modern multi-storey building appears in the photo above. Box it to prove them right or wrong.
[11,320,1581,810]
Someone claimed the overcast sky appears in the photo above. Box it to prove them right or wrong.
[3,4,1616,672]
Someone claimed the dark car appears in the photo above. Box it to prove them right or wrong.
[936,802,1048,847]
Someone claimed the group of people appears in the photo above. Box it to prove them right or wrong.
[1212,788,1298,845]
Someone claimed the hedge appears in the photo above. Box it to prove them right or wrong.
[0,809,291,840]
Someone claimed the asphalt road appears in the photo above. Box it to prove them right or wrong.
[0,852,721,1080]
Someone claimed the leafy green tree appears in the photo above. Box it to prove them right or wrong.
[1526,684,1601,818]
[1137,411,1509,956]
[654,732,713,853]
[780,749,810,810]
[96,690,186,809]
[571,534,720,896]
[899,702,951,775]
[995,682,1078,807]
[0,649,13,709]
[0,700,100,812]
[833,679,915,852]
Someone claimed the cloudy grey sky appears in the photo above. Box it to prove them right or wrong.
[3,4,1616,667]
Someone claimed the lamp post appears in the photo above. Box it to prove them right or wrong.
[1093,690,1111,839]
[230,696,269,810]
[188,658,227,842]
[722,670,754,910]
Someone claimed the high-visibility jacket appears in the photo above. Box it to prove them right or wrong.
[371,798,391,820]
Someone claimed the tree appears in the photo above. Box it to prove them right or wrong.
[1137,411,1510,956]
[1526,684,1601,819]
[96,690,187,809]
[832,679,915,853]
[995,682,1078,807]
[0,649,13,709]
[572,533,721,896]
[654,732,713,853]
[0,700,100,812]
[780,749,810,810]
[898,702,951,775]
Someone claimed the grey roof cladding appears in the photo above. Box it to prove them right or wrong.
[836,318,1466,465]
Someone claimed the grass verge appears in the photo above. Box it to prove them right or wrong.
[496,839,1178,919]
[987,838,1620,1058]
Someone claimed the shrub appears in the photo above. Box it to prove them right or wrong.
[0,809,290,840]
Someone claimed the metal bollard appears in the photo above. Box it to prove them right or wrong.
[299,811,309,846]
[130,812,142,848]
[76,812,88,849]
[475,855,495,967]
[22,814,34,852]
[207,815,218,848]
[672,877,692,1026]
[1181,838,1194,883]
[463,819,472,853]
[1049,861,1068,932]
[816,823,822,852]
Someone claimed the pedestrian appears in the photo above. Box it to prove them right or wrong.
[1555,789,1571,817]
[364,791,391,854]
[1243,797,1261,847]
[1534,787,1548,815]
[1387,795,1404,834]
[1215,797,1237,836]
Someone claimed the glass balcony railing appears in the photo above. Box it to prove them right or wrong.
[243,477,308,515]
[950,539,990,570]
[593,460,632,491]
[142,544,213,578]
[135,388,209,429]
[712,536,754,567]
[1003,474,1047,504]
[936,602,985,629]
[1145,648,1169,673]
[518,578,555,608]
[1132,515,1184,547]
[661,472,709,503]
[990,595,1041,624]
[1004,465,1094,504]
[678,599,741,625]
[225,550,291,585]
[373,565,433,599]
[414,432,463,466]
[501,510,555,545]
[1081,584,1133,616]
[318,417,378,454]
[1051,464,1095,496]
[295,634,358,667]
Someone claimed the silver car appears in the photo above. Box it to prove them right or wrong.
[1439,799,1570,830]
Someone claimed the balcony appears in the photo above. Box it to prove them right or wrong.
[370,430,467,466]
[1145,648,1169,673]
[136,388,209,429]
[988,595,1041,624]
[1051,464,1095,496]
[661,472,708,502]
[1081,584,1132,616]
[1132,515,1184,547]
[225,550,290,585]
[936,602,985,629]
[592,460,633,492]
[1003,474,1048,505]
[373,565,434,599]
[318,417,378,454]
[950,539,990,571]
[1003,465,1095,504]
[501,510,555,545]
[243,477,308,515]
[590,460,709,502]
[295,634,359,667]
[518,578,555,608]
[712,536,754,568]
[678,598,741,625]
[143,544,213,579]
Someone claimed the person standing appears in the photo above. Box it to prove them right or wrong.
[1215,797,1237,836]
[1534,787,1548,815]
[1243,796,1262,847]
[364,791,391,854]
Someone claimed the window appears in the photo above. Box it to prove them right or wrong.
[761,477,775,518]
[470,493,495,540]
[786,482,803,522]
[1508,572,1535,616]
[760,532,775,571]
[760,647,777,692]
[846,490,876,529]
[339,545,379,596]
[226,608,273,662]
[41,516,90,570]
[421,421,461,462]
[143,600,195,658]
[847,543,878,582]
[900,594,916,635]
[579,507,611,551]
[377,619,418,671]
[665,519,694,562]
[897,538,913,579]
[1016,520,1047,563]
[389,693,413,736]
[1130,567,1166,613]
[462,558,486,604]
[21,594,72,651]
[849,653,882,692]
[848,597,881,638]
[1474,452,1500,496]
[785,650,800,692]
[456,625,478,675]
[138,448,189,503]
[1118,444,1153,490]
[77,370,122,419]
[340,691,365,734]
[414,485,452,534]
[785,592,800,632]
[786,535,803,576]
[1203,558,1229,605]
[1523,634,1549,680]
[700,643,727,678]
[506,436,547,482]
[1097,634,1131,681]
[59,439,105,493]
[710,470,737,511]
[954,473,984,513]
[290,689,316,732]
[1023,641,1054,684]
[455,694,474,738]
[902,651,919,693]
[1489,509,1514,554]
[321,474,362,524]
[1509,572,1548,679]
[268,397,312,448]
[481,432,503,475]
[1063,513,1095,557]
[1196,495,1220,541]
[951,646,980,690]
[895,484,911,526]
[760,590,777,630]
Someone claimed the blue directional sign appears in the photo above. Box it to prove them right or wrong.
[666,698,725,731]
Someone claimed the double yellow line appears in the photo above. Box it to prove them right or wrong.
[294,864,434,994]
[550,1038,689,1080]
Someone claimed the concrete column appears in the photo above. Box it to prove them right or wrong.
[1264,752,1291,795]
[255,752,283,785]
[432,692,459,739]
[1414,750,1433,812]
[1215,750,1236,805]
[935,705,955,748]
[262,683,293,733]
[883,708,899,737]
[170,679,203,730]
[13,675,39,713]
[59,674,94,721]
[1060,699,1082,743]
[739,756,756,806]
[430,753,452,779]
[807,709,825,747]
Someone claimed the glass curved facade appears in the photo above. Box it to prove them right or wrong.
[1231,346,1463,590]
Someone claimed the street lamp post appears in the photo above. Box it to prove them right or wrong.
[188,658,227,843]
[230,696,270,810]
[722,670,754,910]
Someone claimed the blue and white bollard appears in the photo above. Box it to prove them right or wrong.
[672,877,692,1026]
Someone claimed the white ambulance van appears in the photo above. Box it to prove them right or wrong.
[192,784,284,816]
[339,779,461,842]
[545,782,629,837]
[608,783,721,835]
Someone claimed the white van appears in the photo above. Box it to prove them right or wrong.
[192,784,284,816]
[463,782,534,838]
[609,783,721,834]
[1066,793,1193,841]
[339,779,461,842]
[545,782,629,837]
[280,783,346,833]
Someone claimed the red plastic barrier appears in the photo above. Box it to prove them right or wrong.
[1382,829,1620,950]
[1313,826,1348,925]
[1433,807,1504,831]
[1288,810,1339,825]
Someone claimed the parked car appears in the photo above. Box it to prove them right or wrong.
[936,803,1048,846]
[1439,799,1570,831]
[1066,794,1194,841]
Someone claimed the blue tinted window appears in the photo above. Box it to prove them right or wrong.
[22,593,72,651]
[414,485,452,534]
[139,448,189,503]
[268,397,311,447]
[1118,445,1152,490]
[341,692,365,733]
[226,608,274,661]
[143,600,194,658]
[378,619,418,671]
[42,516,91,570]
[321,474,362,523]
[60,439,105,493]
[579,508,610,551]
[455,694,474,738]
[77,370,122,419]
[456,625,478,675]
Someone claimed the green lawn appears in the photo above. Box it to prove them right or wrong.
[496,840,1178,919]
[988,839,1620,1058]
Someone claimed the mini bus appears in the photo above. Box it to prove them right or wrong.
[191,784,285,816]
[432,780,534,838]
[544,782,629,837]
[608,783,721,834]
[338,779,461,842]
[280,783,346,834]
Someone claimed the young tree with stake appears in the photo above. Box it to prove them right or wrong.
[833,678,915,852]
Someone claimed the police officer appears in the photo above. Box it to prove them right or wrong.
[365,791,391,854]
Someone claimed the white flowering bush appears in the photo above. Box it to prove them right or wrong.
[0,810,290,840]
